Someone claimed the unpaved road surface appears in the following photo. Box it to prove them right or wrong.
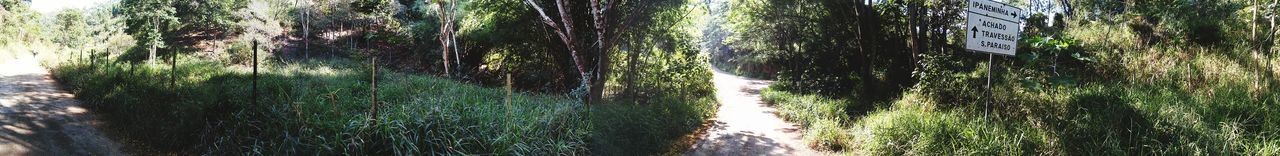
[685,67,825,156]
[0,56,123,155]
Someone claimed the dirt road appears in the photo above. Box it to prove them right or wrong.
[0,56,122,155]
[685,67,824,156]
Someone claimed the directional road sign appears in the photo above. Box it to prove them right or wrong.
[965,0,1022,56]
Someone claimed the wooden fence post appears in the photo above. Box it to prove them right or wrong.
[370,57,379,125]
[90,49,96,73]
[170,49,177,88]
[252,40,259,107]
[505,73,513,116]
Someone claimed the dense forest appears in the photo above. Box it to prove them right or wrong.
[0,0,1276,155]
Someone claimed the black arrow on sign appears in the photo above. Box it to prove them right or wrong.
[971,27,978,38]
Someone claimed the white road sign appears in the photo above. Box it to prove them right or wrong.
[965,0,1021,56]
[967,0,1021,20]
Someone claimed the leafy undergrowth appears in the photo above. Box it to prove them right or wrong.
[766,82,1279,155]
[51,55,588,155]
[762,22,1280,154]
[757,11,1280,154]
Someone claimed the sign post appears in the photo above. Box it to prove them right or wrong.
[965,0,1022,119]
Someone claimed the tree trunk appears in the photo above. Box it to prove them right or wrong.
[450,1,462,69]
[304,0,310,58]
[171,49,177,88]
[625,45,638,97]
[149,18,157,66]
[436,0,452,76]
[852,2,877,100]
[525,0,590,103]
[587,0,609,105]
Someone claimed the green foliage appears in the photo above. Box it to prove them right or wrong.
[746,0,1279,155]
[121,0,178,54]
[726,0,960,103]
[761,86,849,127]
[851,104,1033,155]
[0,0,44,55]
[221,40,266,65]
[1015,21,1094,91]
[235,0,284,40]
[591,96,716,155]
[590,1,720,154]
[352,0,396,15]
[54,9,88,49]
[51,56,589,154]
[1124,0,1240,46]
[174,0,246,33]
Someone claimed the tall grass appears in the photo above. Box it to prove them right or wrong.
[759,86,853,150]
[51,55,588,154]
[590,96,717,155]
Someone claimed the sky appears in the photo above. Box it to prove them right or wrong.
[30,0,112,14]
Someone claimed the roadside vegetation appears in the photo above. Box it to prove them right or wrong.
[737,0,1280,155]
[9,0,1276,154]
[53,55,588,154]
[4,0,716,154]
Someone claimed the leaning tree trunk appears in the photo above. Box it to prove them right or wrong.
[436,0,453,76]
[525,0,591,104]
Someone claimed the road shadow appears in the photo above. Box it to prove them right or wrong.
[686,130,796,156]
[0,73,122,156]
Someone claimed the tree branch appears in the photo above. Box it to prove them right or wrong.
[524,0,572,45]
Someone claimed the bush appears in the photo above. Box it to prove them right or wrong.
[221,40,269,65]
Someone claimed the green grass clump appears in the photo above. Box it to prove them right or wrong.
[590,96,717,155]
[759,86,853,150]
[51,55,588,154]
[851,104,1033,155]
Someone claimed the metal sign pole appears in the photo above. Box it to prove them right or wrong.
[967,0,1021,120]
[985,53,993,119]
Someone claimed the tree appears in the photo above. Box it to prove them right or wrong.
[522,0,596,103]
[55,9,87,61]
[720,0,968,105]
[353,0,394,15]
[1,0,42,45]
[122,0,177,65]
[523,0,666,104]
[433,0,459,76]
[173,0,244,34]
[299,0,311,57]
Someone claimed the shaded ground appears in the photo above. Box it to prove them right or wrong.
[685,67,825,156]
[0,56,122,155]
